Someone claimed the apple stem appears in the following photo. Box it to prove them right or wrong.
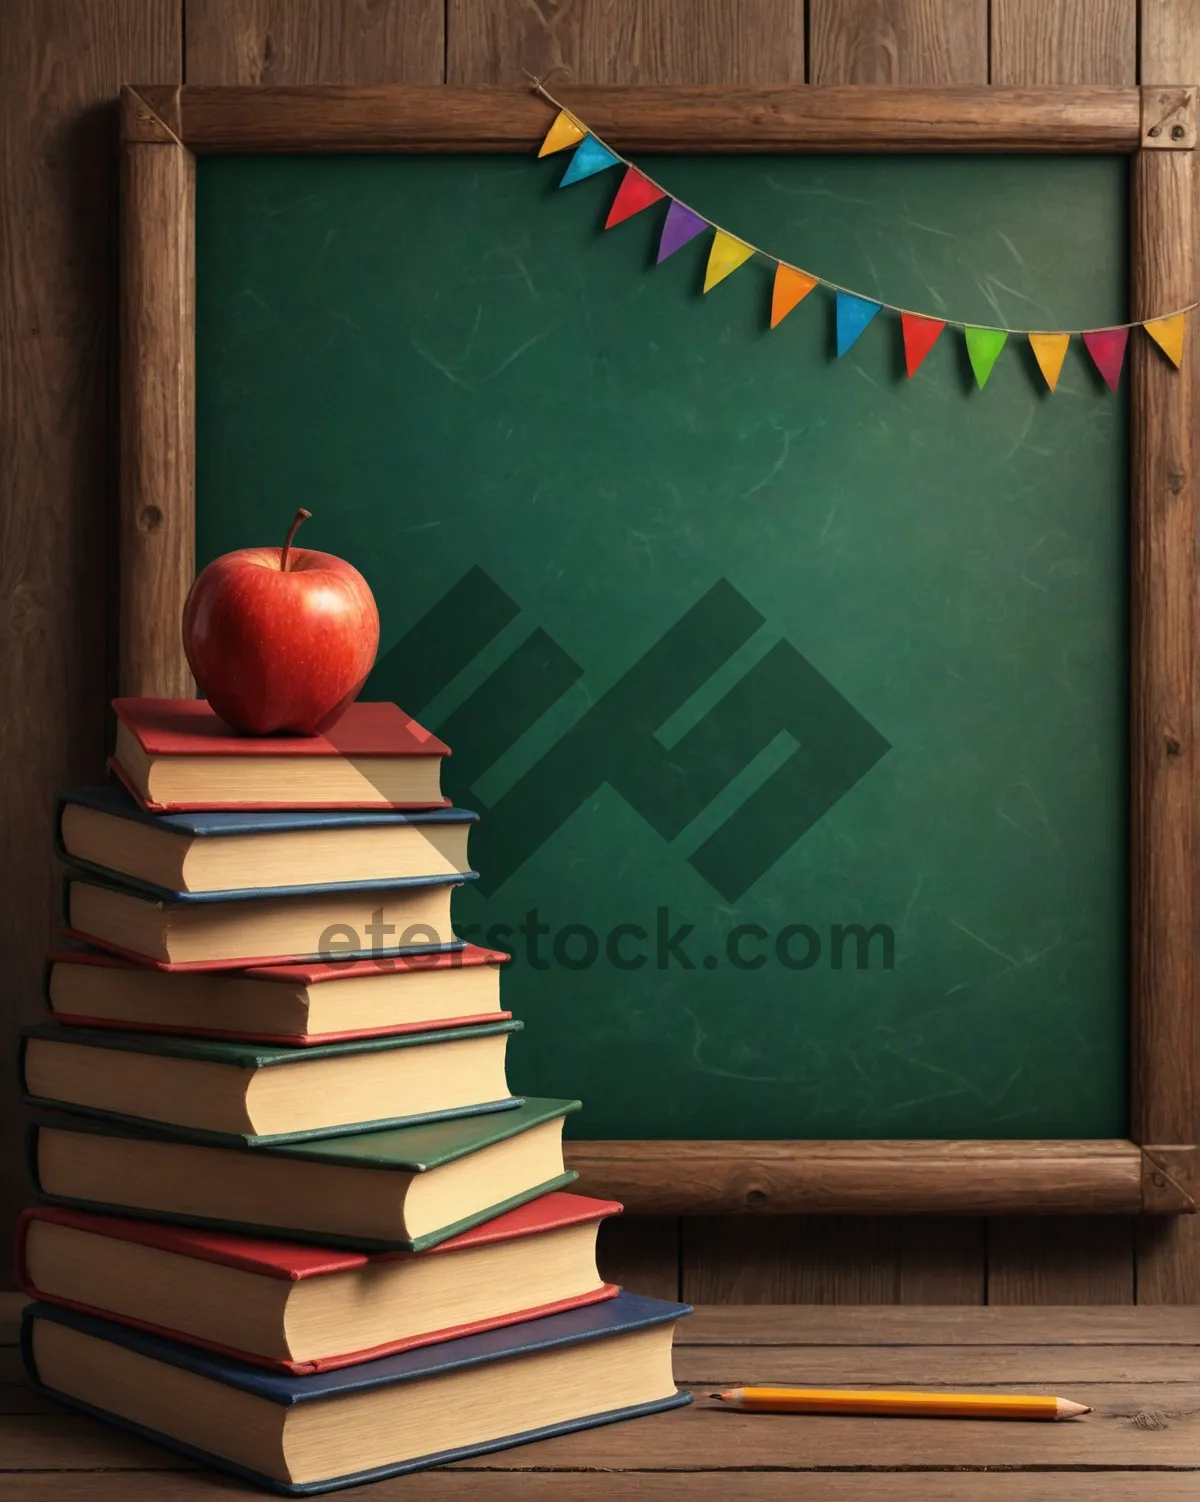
[280,508,312,573]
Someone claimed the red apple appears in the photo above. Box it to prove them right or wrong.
[182,509,380,735]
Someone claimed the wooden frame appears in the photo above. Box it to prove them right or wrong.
[119,83,1198,1215]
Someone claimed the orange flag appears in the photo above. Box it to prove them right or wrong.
[1028,333,1070,393]
[770,265,817,329]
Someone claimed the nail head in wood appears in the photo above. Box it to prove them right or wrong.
[1140,87,1197,150]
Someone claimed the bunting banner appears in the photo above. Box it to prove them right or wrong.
[536,100,1195,396]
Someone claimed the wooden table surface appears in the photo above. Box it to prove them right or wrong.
[3,1297,1198,1498]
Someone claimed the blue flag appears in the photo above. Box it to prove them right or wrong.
[560,135,621,188]
[836,291,883,357]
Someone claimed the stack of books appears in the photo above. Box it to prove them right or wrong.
[18,697,690,1494]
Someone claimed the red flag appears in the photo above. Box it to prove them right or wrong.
[1082,328,1129,392]
[605,169,666,230]
[901,313,945,377]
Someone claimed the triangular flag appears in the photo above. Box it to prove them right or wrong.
[836,292,882,356]
[900,313,945,377]
[538,111,585,158]
[559,135,620,188]
[1082,327,1129,392]
[704,231,754,293]
[770,265,817,329]
[605,168,666,230]
[1028,332,1070,393]
[657,201,709,264]
[1143,313,1185,368]
[964,327,1007,389]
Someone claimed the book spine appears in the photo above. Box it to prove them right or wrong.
[15,1036,29,1103]
[25,1124,44,1197]
[51,795,71,868]
[12,1209,35,1295]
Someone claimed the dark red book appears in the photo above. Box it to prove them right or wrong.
[17,1193,622,1373]
[111,698,450,811]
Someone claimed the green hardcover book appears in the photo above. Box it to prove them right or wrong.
[19,1020,523,1145]
[30,1099,581,1252]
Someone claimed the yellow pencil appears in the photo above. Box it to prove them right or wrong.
[711,1387,1090,1420]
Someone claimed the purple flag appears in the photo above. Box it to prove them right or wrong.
[656,201,709,264]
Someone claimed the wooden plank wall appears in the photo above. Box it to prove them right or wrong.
[0,0,1196,1304]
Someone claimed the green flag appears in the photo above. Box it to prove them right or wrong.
[964,327,1007,389]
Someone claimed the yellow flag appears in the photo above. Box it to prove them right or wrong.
[1143,313,1185,368]
[538,111,585,158]
[1028,332,1070,393]
[704,231,754,293]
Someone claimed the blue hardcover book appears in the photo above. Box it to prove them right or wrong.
[57,784,479,900]
[19,1019,523,1144]
[23,1293,693,1494]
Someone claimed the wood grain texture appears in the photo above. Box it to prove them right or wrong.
[4,1307,1199,1493]
[184,0,444,85]
[681,1218,984,1303]
[1138,1213,1200,1300]
[1140,1144,1198,1212]
[680,1303,1200,1342]
[673,1342,1200,1382]
[11,1302,1187,1351]
[445,0,805,86]
[987,1219,1136,1303]
[171,83,1143,152]
[119,123,195,698]
[809,0,987,85]
[1140,0,1200,86]
[446,1386,1200,1468]
[6,1384,1200,1473]
[596,1214,680,1300]
[1135,0,1200,1309]
[0,0,178,1289]
[1130,145,1195,1149]
[566,1139,1146,1214]
[991,0,1137,84]
[121,85,180,143]
[1,1478,1196,1502]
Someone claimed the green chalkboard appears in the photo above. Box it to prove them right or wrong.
[195,151,1129,1140]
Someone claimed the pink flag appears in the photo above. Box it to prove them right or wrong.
[1082,328,1129,393]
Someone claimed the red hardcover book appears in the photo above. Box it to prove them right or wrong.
[17,1193,622,1374]
[111,698,451,811]
[46,945,510,1044]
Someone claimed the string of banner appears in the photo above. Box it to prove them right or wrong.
[534,95,1193,393]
